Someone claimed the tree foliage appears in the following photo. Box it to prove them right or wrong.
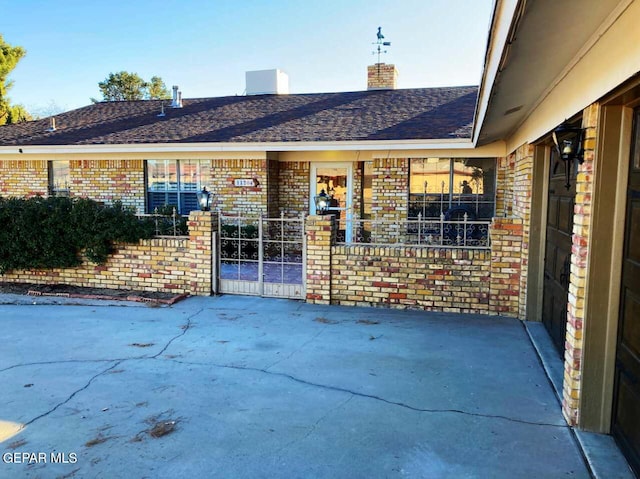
[96,71,171,102]
[0,34,31,125]
[147,76,170,100]
[0,196,156,272]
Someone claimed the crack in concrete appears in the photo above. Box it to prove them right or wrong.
[275,395,355,457]
[17,308,203,428]
[24,360,124,427]
[168,358,570,429]
[264,326,328,371]
[0,359,116,373]
[8,307,567,432]
[0,308,204,374]
[151,308,200,358]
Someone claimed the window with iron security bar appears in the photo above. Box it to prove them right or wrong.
[136,207,189,237]
[218,213,305,299]
[408,158,496,221]
[337,213,491,249]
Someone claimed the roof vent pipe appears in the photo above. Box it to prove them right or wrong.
[48,117,56,132]
[171,85,182,108]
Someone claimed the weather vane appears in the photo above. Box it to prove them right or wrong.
[372,27,391,64]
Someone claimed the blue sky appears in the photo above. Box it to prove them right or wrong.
[2,0,493,115]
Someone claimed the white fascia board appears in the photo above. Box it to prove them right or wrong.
[472,0,522,145]
[0,139,476,155]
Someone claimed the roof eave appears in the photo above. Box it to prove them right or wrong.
[0,138,479,154]
[471,0,524,146]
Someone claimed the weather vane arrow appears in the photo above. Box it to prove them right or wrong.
[372,27,391,63]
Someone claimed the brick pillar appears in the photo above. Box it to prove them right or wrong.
[489,217,523,317]
[512,144,535,319]
[305,215,336,304]
[495,154,515,217]
[371,158,408,243]
[187,210,216,296]
[367,63,398,90]
[562,103,599,426]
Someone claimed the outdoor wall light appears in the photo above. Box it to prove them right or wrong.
[552,122,585,189]
[197,187,213,211]
[314,189,330,215]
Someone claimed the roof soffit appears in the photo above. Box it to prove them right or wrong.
[475,0,624,145]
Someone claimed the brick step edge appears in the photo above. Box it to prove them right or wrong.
[26,290,189,305]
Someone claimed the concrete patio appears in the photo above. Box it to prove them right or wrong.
[0,295,627,478]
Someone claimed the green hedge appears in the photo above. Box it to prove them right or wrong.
[0,196,155,273]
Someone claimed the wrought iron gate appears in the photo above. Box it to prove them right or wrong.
[217,213,306,299]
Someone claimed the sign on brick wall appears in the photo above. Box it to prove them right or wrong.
[233,178,259,187]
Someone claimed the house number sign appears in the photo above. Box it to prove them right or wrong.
[234,178,259,187]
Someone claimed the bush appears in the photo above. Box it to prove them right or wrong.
[0,196,155,273]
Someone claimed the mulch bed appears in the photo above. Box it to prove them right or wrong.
[0,282,188,305]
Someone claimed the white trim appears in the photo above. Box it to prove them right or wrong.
[310,162,354,242]
[0,139,476,155]
[472,0,522,145]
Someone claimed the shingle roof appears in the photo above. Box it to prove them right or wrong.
[0,87,477,146]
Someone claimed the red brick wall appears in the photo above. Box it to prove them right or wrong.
[0,160,48,197]
[511,145,534,318]
[306,215,335,304]
[489,217,524,316]
[367,63,398,90]
[562,103,599,425]
[205,159,267,214]
[495,154,515,217]
[0,211,215,296]
[70,159,145,212]
[306,215,522,316]
[278,161,309,216]
[331,246,491,312]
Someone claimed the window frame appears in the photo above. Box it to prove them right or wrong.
[145,160,202,215]
[48,160,71,197]
[408,157,497,220]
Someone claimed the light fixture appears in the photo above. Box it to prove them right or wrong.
[314,189,330,215]
[196,187,212,211]
[552,122,585,189]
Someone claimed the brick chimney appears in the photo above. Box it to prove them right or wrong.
[367,63,398,90]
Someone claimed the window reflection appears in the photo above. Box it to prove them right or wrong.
[409,158,496,219]
[49,160,70,196]
[146,160,202,214]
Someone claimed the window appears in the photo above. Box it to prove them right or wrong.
[409,158,496,219]
[146,160,201,214]
[48,160,70,197]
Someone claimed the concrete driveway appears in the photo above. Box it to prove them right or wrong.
[0,295,591,478]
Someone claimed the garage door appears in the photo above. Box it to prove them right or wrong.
[542,147,576,356]
[612,107,640,476]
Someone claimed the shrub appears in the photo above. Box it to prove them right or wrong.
[0,196,155,273]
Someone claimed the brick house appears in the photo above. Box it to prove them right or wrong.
[1,0,639,471]
[472,0,640,473]
[0,73,513,304]
[0,73,495,219]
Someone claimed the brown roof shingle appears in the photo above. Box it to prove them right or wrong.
[0,87,477,146]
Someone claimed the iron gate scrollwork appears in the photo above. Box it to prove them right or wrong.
[218,212,306,299]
